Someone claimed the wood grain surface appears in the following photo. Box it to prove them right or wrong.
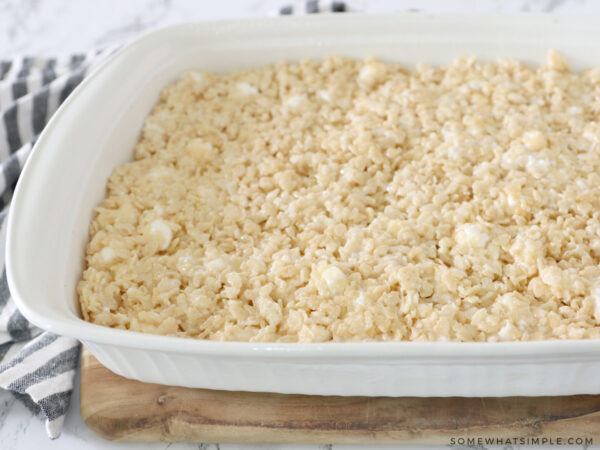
[80,349,600,444]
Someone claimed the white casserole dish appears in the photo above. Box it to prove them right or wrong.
[7,13,600,397]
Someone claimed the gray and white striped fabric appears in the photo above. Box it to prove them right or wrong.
[0,49,112,439]
[279,0,347,15]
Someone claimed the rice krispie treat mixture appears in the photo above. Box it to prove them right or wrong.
[78,51,600,342]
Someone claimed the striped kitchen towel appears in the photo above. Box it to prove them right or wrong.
[279,0,347,15]
[0,49,113,439]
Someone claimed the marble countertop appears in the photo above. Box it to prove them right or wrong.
[1,0,600,449]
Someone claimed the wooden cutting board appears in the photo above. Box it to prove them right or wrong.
[80,349,600,444]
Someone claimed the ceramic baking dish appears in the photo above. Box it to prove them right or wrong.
[8,13,600,397]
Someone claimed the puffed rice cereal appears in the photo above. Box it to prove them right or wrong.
[78,51,600,342]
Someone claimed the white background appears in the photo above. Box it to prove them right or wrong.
[2,0,600,449]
